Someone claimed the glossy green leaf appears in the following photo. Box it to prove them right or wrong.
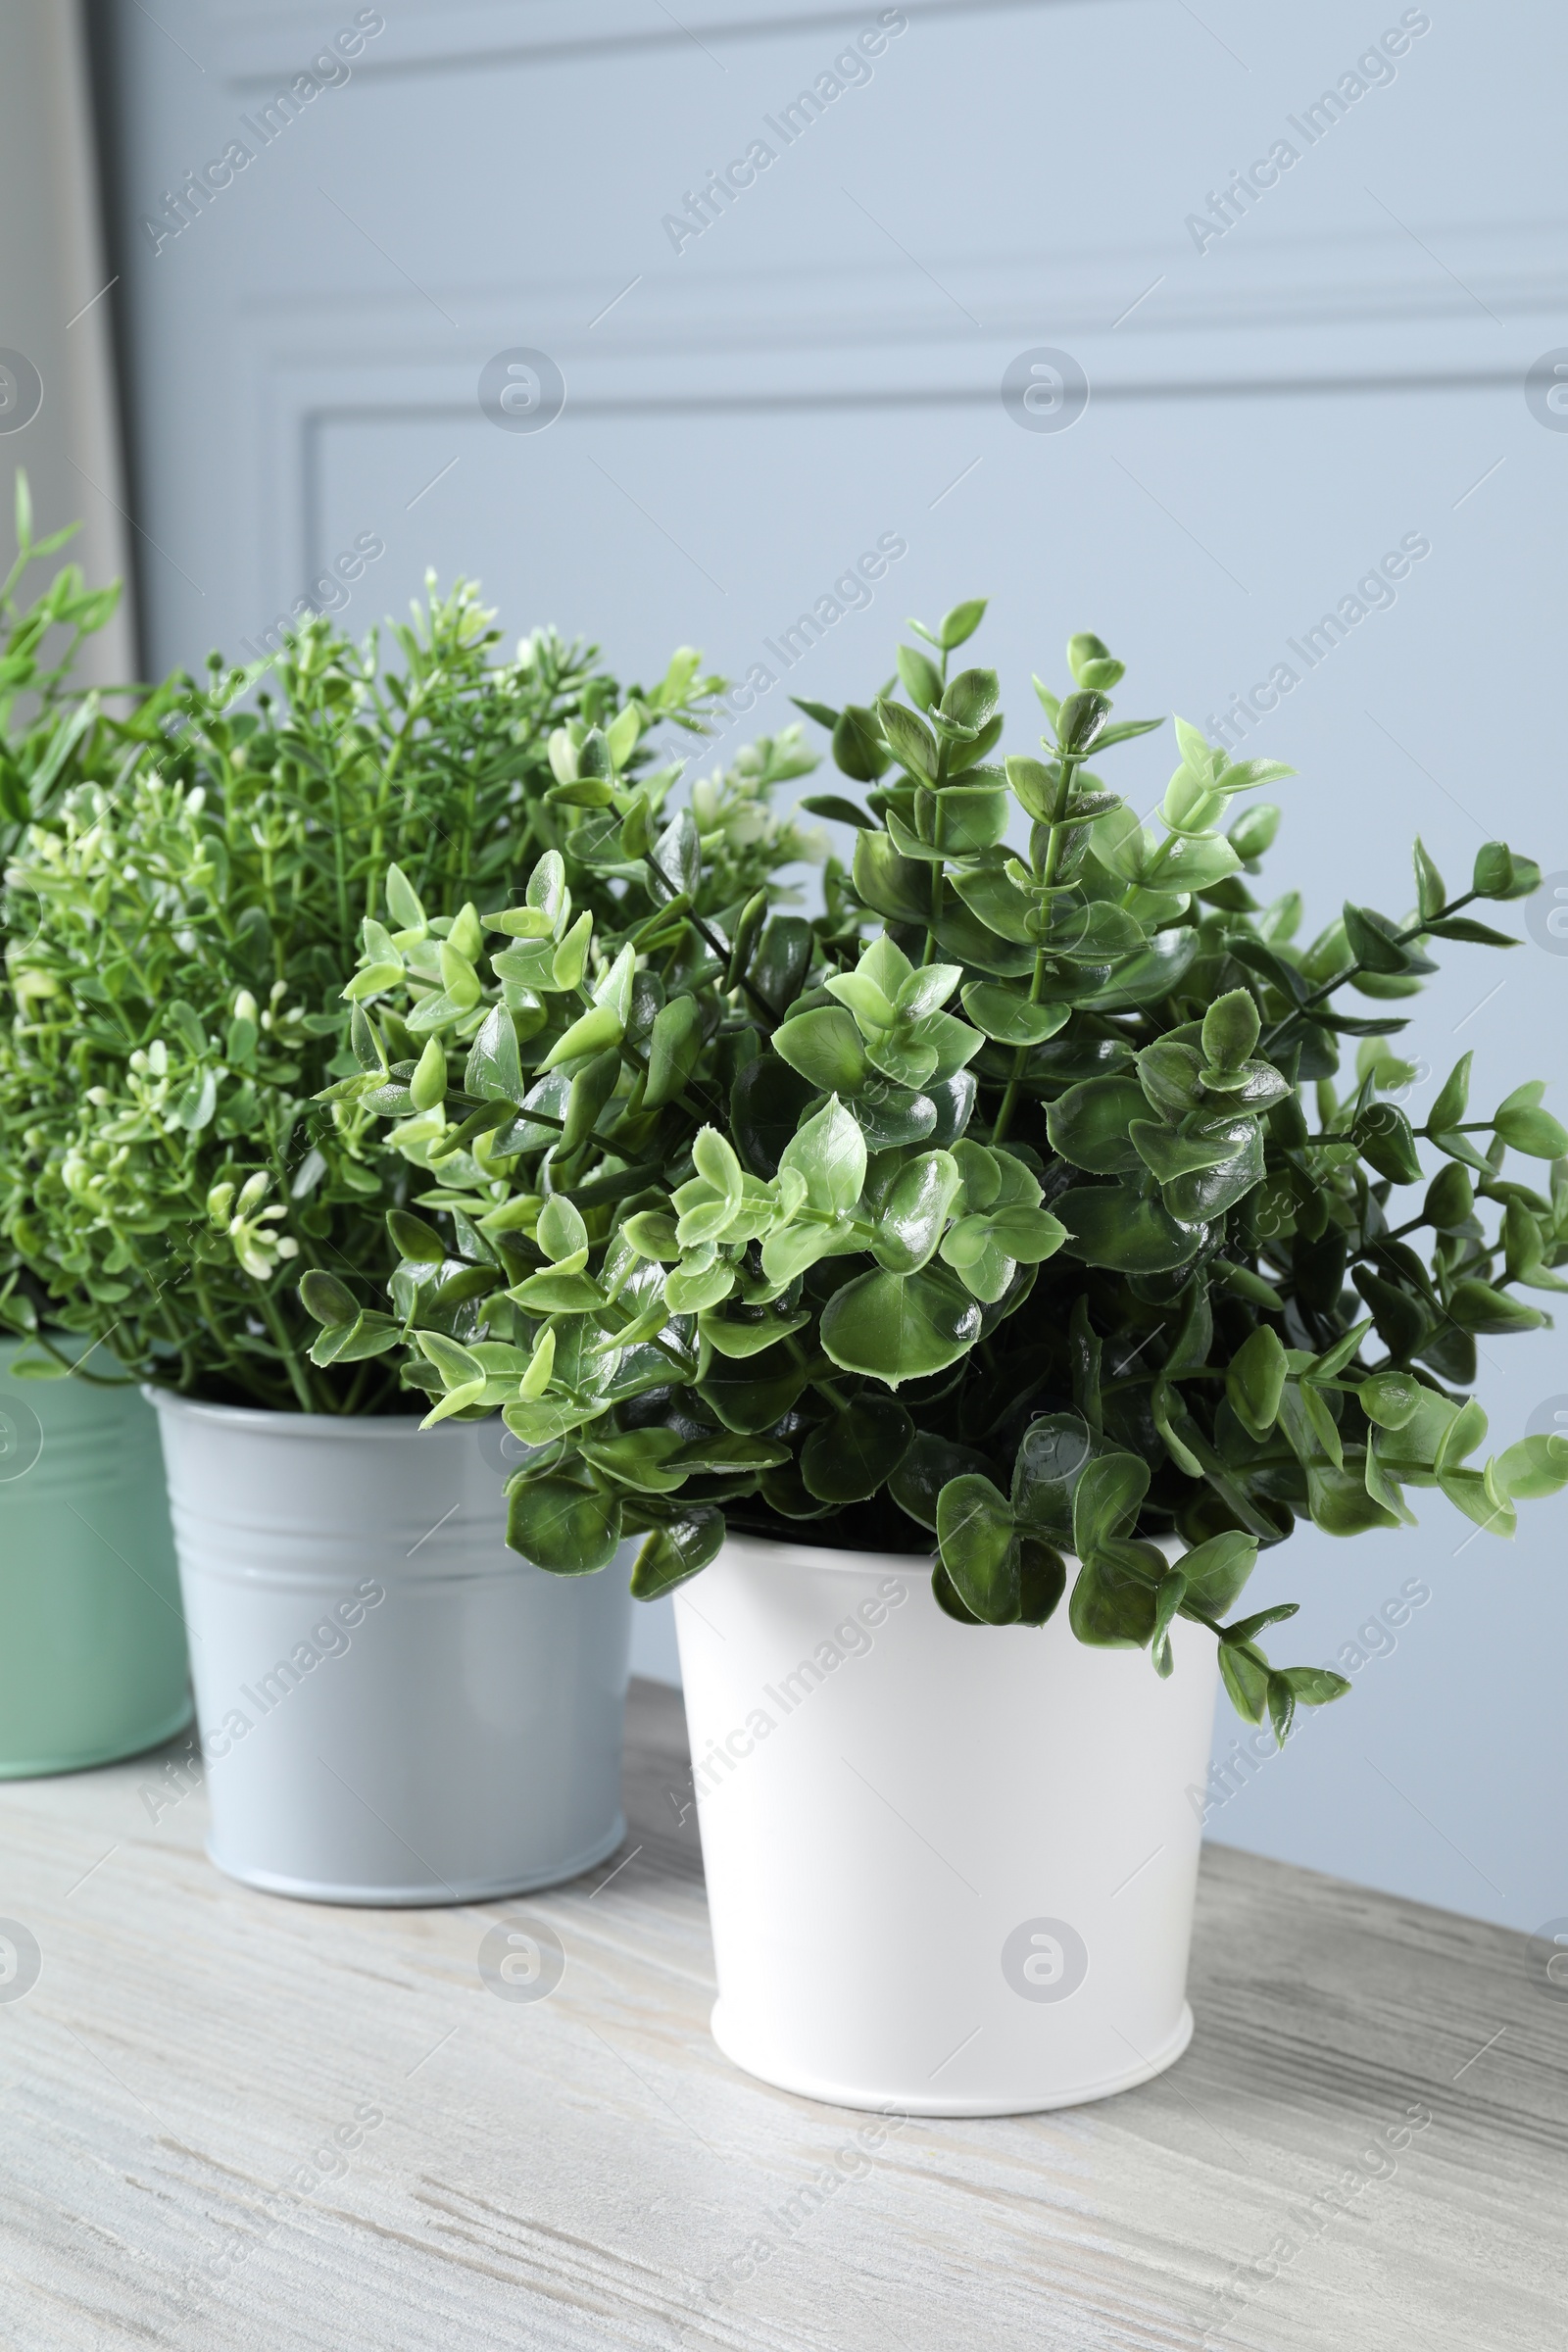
[645,995,705,1107]
[959,984,1070,1047]
[889,1431,998,1532]
[1071,1451,1150,1556]
[771,1007,871,1094]
[802,1396,914,1503]
[1493,1103,1568,1158]
[1226,1323,1288,1439]
[299,1268,358,1326]
[1176,1531,1257,1617]
[1055,1186,1208,1273]
[935,1473,1018,1623]
[1068,1542,1159,1646]
[780,1095,867,1218]
[507,1477,622,1574]
[1446,1280,1544,1335]
[871,1149,962,1273]
[1200,989,1260,1072]
[630,1507,726,1597]
[1218,1643,1269,1724]
[1045,1075,1149,1175]
[820,1266,983,1387]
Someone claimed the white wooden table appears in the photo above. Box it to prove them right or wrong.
[1,1680,1563,2351]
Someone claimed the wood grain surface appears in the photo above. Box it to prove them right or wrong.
[0,1678,1562,2351]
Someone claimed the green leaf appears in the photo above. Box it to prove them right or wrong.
[298,1268,358,1326]
[629,1507,726,1597]
[1071,1451,1150,1557]
[948,858,1038,946]
[645,995,704,1108]
[538,1194,588,1262]
[731,1056,818,1179]
[697,1342,808,1434]
[1494,1104,1568,1159]
[1177,1531,1257,1616]
[1423,915,1520,947]
[780,1095,868,1218]
[803,1396,914,1503]
[978,1204,1066,1264]
[890,1431,997,1532]
[1226,1323,1288,1439]
[1424,1161,1474,1233]
[1068,1543,1160,1647]
[1222,1603,1299,1646]
[1076,927,1202,1011]
[1472,840,1518,898]
[507,1269,606,1314]
[1200,989,1260,1072]
[771,1007,870,1094]
[1307,1460,1400,1536]
[958,983,1070,1047]
[386,1209,446,1265]
[1493,1433,1568,1500]
[820,1266,983,1388]
[1427,1054,1472,1132]
[463,1004,521,1103]
[1045,1077,1149,1175]
[940,666,1000,730]
[895,645,943,710]
[1299,1381,1344,1467]
[939,598,988,650]
[1412,838,1446,921]
[1344,903,1416,974]
[931,1563,982,1624]
[698,1304,809,1358]
[1219,1643,1270,1724]
[578,1429,687,1493]
[936,1473,1018,1623]
[830,707,890,783]
[1055,1185,1208,1274]
[1150,1570,1187,1676]
[1354,1102,1424,1187]
[852,829,932,925]
[541,996,623,1071]
[1446,1280,1544,1335]
[801,791,874,829]
[1356,1369,1423,1429]
[1056,688,1111,754]
[1016,1539,1068,1626]
[1277,1666,1351,1706]
[507,1477,622,1575]
[872,1149,962,1274]
[876,698,939,780]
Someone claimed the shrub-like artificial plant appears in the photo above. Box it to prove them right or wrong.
[0,568,820,1406]
[324,599,1568,1736]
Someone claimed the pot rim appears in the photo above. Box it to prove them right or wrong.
[717,1528,1185,1577]
[144,1388,467,1442]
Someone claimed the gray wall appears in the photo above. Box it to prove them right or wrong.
[0,0,134,686]
[86,0,1568,1932]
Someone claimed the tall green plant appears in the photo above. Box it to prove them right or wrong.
[0,583,817,1406]
[324,600,1568,1734]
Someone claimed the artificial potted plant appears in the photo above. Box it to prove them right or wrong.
[0,477,192,1776]
[331,599,1567,2104]
[0,577,819,1896]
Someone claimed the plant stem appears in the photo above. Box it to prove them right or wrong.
[992,753,1077,1145]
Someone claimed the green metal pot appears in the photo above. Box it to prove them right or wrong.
[0,1340,192,1776]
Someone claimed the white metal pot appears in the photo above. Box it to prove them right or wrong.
[674,1532,1217,2116]
[151,1396,632,1904]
